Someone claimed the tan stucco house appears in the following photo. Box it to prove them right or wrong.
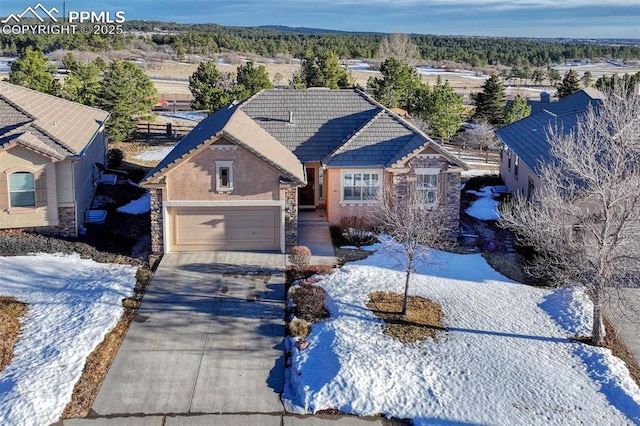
[0,81,110,237]
[497,88,605,199]
[141,89,468,254]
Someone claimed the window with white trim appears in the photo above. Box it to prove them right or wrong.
[342,170,380,201]
[514,156,519,180]
[8,172,35,207]
[215,161,234,192]
[417,173,438,204]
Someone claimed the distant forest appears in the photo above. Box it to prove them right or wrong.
[1,20,638,68]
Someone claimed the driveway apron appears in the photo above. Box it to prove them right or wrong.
[91,251,286,416]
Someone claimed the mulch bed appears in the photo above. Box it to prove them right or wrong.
[61,308,136,418]
[367,291,445,343]
[0,296,28,373]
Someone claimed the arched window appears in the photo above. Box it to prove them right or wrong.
[8,172,36,207]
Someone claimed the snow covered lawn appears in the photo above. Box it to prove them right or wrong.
[284,247,640,424]
[0,254,137,425]
[466,185,501,220]
[132,145,175,162]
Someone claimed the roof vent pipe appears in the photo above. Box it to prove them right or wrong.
[289,111,293,124]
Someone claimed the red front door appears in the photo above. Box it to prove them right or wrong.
[299,167,315,207]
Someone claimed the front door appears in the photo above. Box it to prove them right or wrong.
[299,167,315,208]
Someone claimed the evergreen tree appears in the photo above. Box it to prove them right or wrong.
[531,68,545,86]
[8,46,59,95]
[61,55,102,106]
[98,61,157,142]
[235,60,272,100]
[547,67,561,86]
[421,78,467,141]
[556,69,581,98]
[472,75,506,127]
[296,50,353,89]
[189,61,234,112]
[581,70,593,88]
[504,94,532,125]
[368,58,423,110]
[595,72,640,95]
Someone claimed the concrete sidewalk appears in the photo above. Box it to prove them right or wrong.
[61,414,402,425]
[297,210,339,266]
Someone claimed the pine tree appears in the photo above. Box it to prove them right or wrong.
[581,71,593,88]
[97,61,157,142]
[61,55,102,106]
[368,58,423,110]
[8,47,59,95]
[296,50,353,89]
[421,78,467,141]
[472,75,506,127]
[504,94,532,125]
[556,69,581,98]
[189,61,234,112]
[235,60,272,100]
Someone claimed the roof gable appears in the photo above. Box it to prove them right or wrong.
[141,103,306,186]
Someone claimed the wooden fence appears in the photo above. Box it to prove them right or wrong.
[136,122,196,141]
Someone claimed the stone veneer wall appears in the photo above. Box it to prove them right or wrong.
[31,206,76,237]
[150,189,164,255]
[394,155,462,236]
[56,206,77,237]
[284,187,298,251]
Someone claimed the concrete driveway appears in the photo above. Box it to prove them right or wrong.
[90,251,286,416]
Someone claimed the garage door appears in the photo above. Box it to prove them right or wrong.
[170,206,281,252]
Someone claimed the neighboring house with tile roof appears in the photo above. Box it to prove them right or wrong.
[496,88,604,198]
[141,88,469,255]
[0,81,110,236]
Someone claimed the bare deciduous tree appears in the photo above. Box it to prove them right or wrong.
[376,33,421,67]
[463,120,496,150]
[371,179,455,315]
[499,92,640,346]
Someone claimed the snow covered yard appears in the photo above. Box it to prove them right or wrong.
[466,185,501,221]
[284,246,640,425]
[0,254,137,425]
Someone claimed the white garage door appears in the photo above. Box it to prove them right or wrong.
[170,206,281,252]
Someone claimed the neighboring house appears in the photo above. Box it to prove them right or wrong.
[0,81,110,237]
[496,88,605,198]
[141,89,469,255]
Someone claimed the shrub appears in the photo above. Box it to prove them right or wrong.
[288,245,311,270]
[290,282,329,323]
[107,148,124,168]
[339,216,376,248]
[288,318,311,338]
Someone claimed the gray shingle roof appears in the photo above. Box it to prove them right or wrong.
[142,89,469,185]
[527,87,604,116]
[324,111,421,167]
[497,88,601,175]
[239,89,380,162]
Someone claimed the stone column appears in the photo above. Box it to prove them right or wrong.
[149,189,164,256]
[284,187,298,251]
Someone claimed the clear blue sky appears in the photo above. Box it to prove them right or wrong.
[1,1,639,39]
